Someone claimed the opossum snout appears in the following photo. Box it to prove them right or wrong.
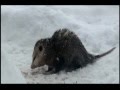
[31,64,36,69]
[31,61,37,69]
[31,55,46,69]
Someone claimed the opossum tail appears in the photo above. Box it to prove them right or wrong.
[94,47,116,59]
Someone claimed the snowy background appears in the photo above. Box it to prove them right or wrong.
[1,5,119,84]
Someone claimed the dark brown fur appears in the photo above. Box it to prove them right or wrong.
[31,28,116,74]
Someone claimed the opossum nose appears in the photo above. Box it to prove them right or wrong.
[31,64,36,69]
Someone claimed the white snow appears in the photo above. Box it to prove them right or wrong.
[1,48,26,84]
[1,5,119,84]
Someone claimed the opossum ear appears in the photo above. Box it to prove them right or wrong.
[39,45,43,51]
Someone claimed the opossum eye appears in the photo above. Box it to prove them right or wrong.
[39,46,43,51]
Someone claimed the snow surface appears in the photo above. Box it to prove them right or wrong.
[1,48,26,84]
[1,5,119,84]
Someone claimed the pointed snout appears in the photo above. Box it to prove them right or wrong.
[31,64,36,69]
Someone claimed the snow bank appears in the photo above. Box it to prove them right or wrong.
[1,5,119,84]
[1,48,26,84]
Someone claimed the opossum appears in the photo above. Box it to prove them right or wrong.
[31,28,116,74]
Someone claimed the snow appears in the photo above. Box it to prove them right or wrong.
[1,48,26,84]
[1,5,119,84]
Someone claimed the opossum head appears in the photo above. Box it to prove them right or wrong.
[31,38,56,69]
